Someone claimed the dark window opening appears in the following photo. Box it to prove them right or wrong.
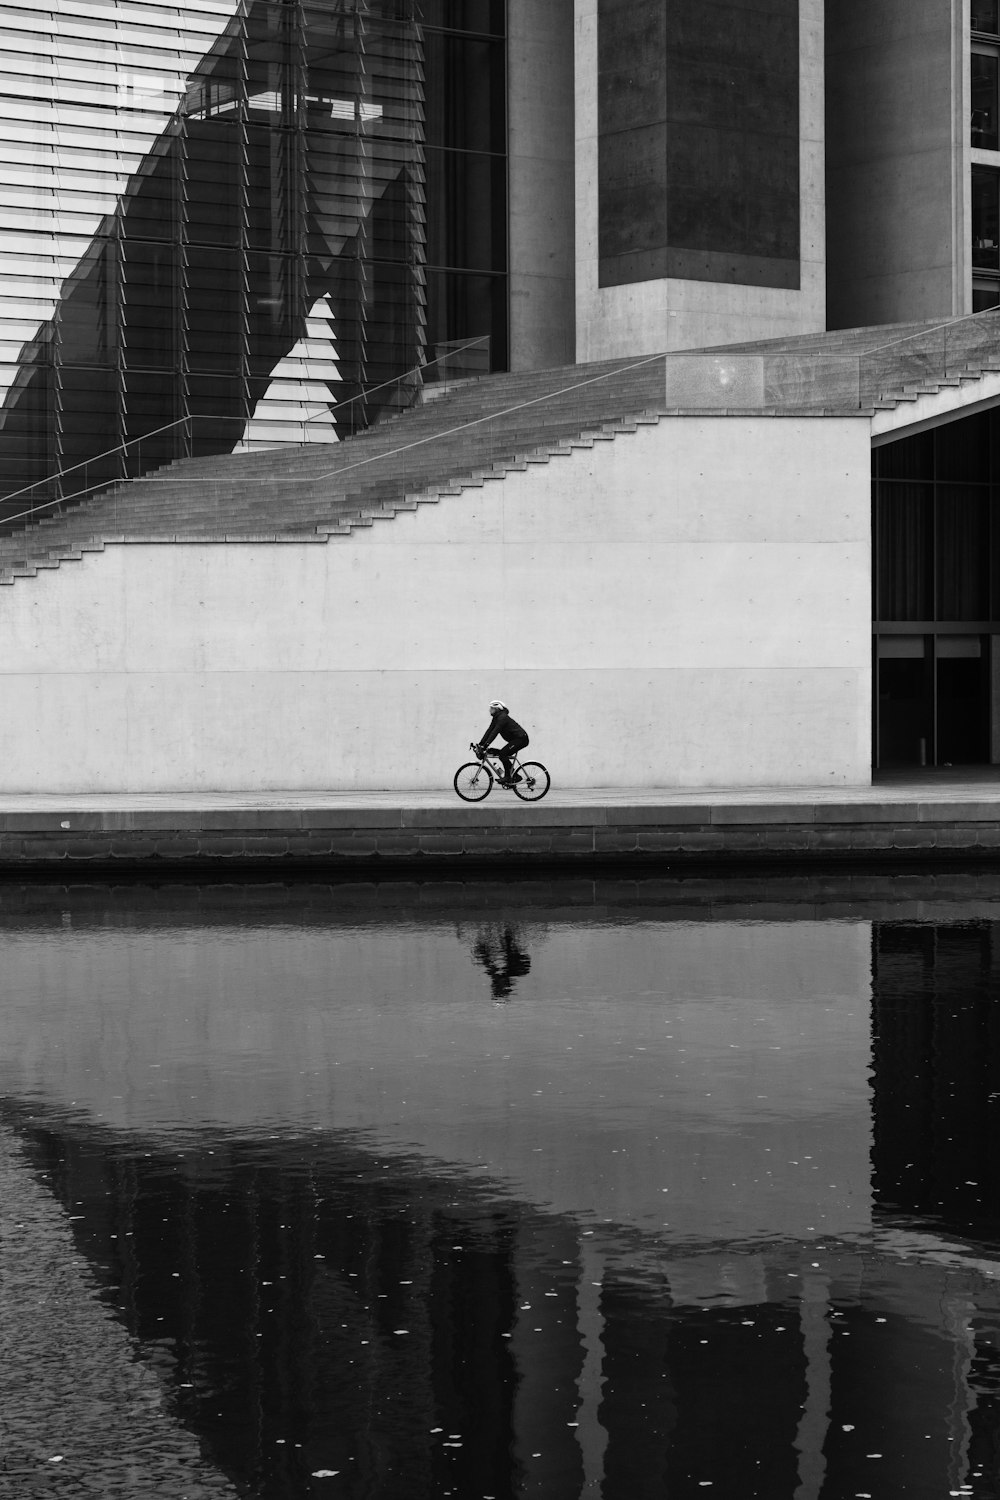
[873,409,1000,767]
[973,51,999,148]
[973,166,1000,272]
[973,0,1000,34]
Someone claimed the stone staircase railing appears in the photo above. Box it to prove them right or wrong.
[686,309,1000,411]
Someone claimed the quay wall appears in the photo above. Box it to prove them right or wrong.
[0,415,871,793]
[0,799,999,869]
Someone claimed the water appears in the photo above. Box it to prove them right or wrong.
[0,876,998,1498]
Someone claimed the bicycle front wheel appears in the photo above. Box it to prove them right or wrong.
[454,760,493,802]
[513,762,550,801]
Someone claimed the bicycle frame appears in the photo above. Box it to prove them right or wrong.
[478,749,522,779]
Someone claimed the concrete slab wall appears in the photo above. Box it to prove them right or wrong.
[0,415,873,792]
[507,0,577,368]
[574,0,826,359]
[826,0,967,327]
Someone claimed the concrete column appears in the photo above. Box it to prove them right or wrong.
[506,0,576,369]
[826,0,967,327]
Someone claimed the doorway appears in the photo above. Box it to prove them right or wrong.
[876,634,990,767]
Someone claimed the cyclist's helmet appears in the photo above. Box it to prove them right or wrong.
[489,699,507,712]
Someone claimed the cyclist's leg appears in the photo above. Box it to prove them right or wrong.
[499,734,529,783]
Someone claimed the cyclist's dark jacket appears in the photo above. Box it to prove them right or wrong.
[480,708,528,748]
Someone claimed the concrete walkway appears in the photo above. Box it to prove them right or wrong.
[0,768,995,812]
[0,772,994,868]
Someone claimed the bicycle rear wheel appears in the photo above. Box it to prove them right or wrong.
[454,760,493,802]
[513,762,550,801]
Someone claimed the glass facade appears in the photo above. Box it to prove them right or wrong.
[972,13,1000,310]
[0,0,507,515]
[873,411,1000,768]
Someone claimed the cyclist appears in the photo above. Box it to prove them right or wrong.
[475,700,529,787]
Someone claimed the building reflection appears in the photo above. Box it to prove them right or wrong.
[7,1066,1000,1500]
[2,895,1000,1496]
[872,921,1000,1242]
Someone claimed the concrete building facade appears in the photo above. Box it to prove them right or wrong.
[3,1,1000,788]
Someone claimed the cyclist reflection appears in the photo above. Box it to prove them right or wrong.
[472,924,532,1002]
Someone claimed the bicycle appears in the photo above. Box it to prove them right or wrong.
[453,743,551,802]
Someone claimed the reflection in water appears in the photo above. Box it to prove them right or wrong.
[472,922,533,1001]
[0,878,999,1498]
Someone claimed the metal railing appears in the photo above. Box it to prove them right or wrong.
[0,347,668,539]
[301,335,491,436]
[0,415,246,532]
[8,310,1000,543]
[0,336,492,531]
[121,351,670,495]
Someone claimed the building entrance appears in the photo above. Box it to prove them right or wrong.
[876,635,990,766]
[873,410,1000,768]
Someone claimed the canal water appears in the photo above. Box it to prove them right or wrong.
[0,875,998,1499]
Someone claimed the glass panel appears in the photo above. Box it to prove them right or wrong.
[426,147,506,271]
[972,166,1000,271]
[57,365,119,490]
[877,653,932,767]
[425,269,506,371]
[937,650,988,763]
[188,373,248,459]
[424,32,505,153]
[875,483,933,621]
[186,246,241,374]
[972,52,999,148]
[935,412,990,482]
[58,238,118,365]
[419,1,505,35]
[972,0,1000,33]
[186,128,241,248]
[245,124,298,253]
[937,487,990,620]
[874,430,933,481]
[973,283,1000,311]
[121,241,179,369]
[0,364,55,513]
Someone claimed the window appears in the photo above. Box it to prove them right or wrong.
[972,166,1000,270]
[973,50,999,148]
[973,0,1000,35]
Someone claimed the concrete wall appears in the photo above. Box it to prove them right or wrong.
[0,414,873,792]
[574,0,827,359]
[507,0,576,369]
[826,0,967,328]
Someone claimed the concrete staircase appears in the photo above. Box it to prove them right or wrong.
[6,315,1000,586]
[0,354,669,585]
